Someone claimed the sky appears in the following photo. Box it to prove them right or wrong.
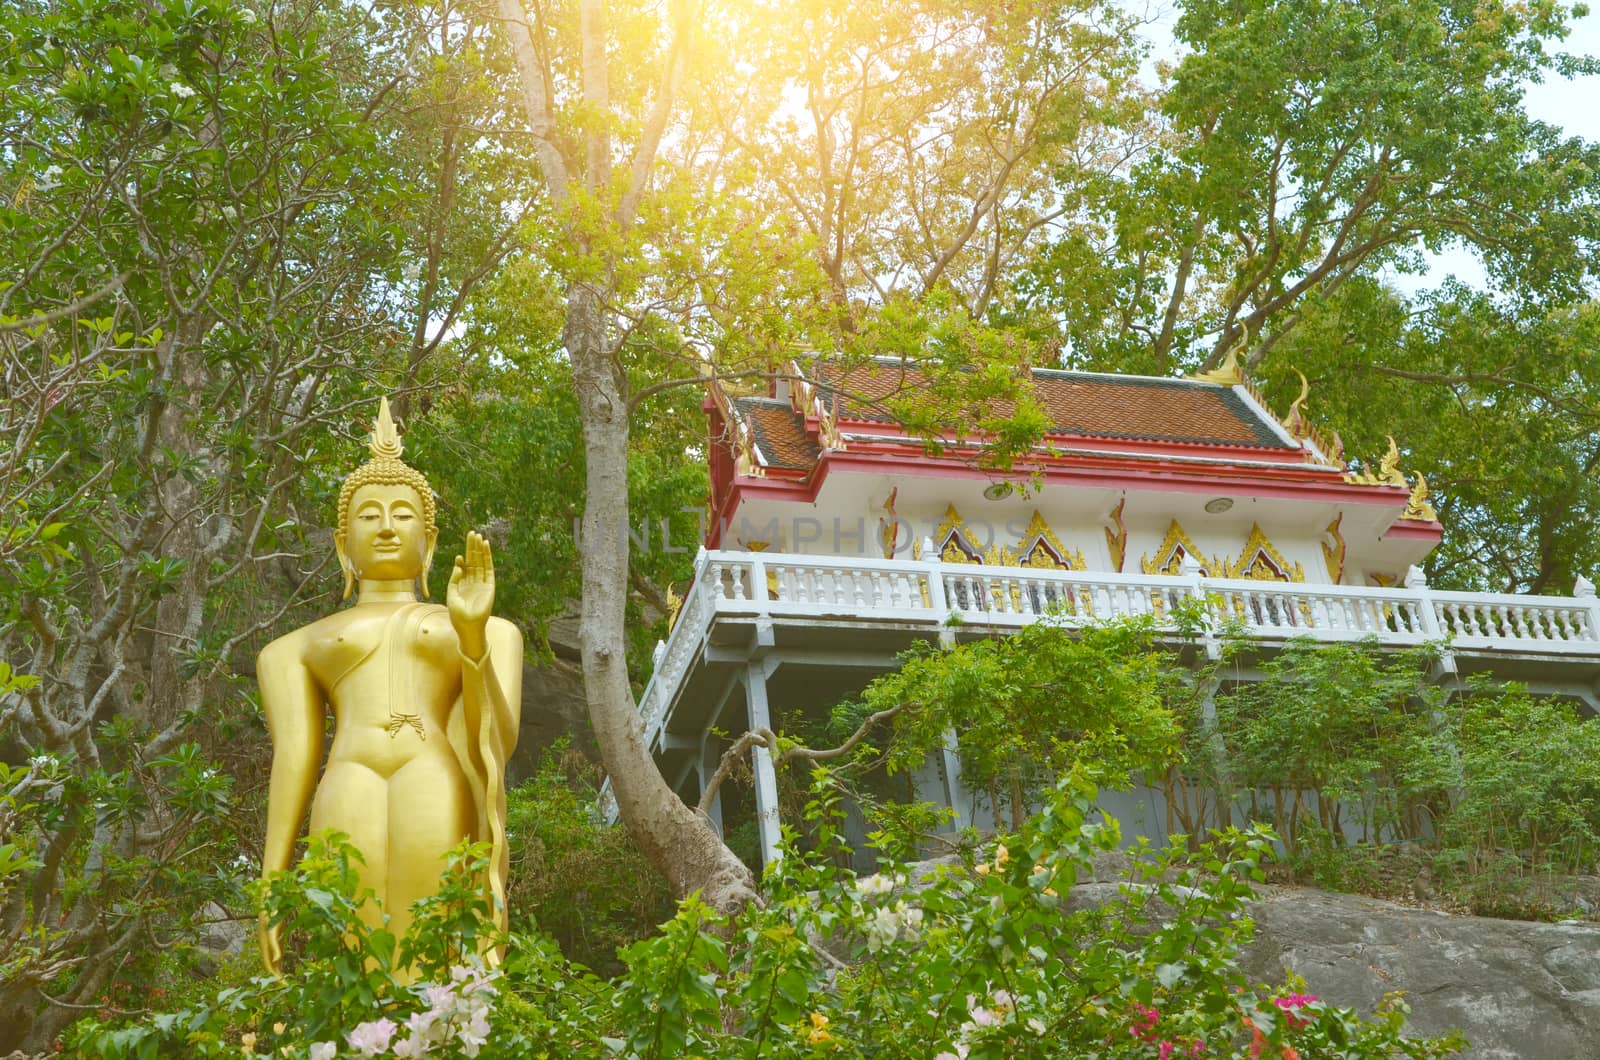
[1136,3,1600,296]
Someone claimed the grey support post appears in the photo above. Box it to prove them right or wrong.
[745,660,783,869]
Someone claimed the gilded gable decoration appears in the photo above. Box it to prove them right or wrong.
[1224,524,1305,582]
[1104,499,1127,573]
[934,504,983,564]
[983,543,1018,566]
[879,487,901,559]
[1015,511,1086,571]
[1320,514,1346,585]
[1140,519,1215,576]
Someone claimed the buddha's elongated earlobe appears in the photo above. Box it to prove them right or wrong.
[419,527,439,599]
[335,532,355,601]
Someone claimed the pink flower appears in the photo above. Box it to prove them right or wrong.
[1273,994,1320,1031]
[1159,1042,1175,1059]
[1129,1002,1161,1042]
[347,1017,397,1057]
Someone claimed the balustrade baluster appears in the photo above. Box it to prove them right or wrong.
[732,564,747,601]
[709,561,725,599]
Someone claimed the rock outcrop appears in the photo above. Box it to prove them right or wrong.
[1238,886,1600,1060]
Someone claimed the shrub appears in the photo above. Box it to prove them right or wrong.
[503,739,673,974]
[72,770,1465,1058]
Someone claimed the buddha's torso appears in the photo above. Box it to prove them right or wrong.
[298,602,464,778]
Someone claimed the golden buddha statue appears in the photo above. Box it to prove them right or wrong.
[256,399,522,974]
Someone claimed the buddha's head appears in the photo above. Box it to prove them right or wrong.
[334,398,439,599]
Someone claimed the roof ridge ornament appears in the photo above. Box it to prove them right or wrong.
[1283,369,1312,439]
[1189,323,1249,386]
[1344,435,1411,488]
[1401,472,1438,522]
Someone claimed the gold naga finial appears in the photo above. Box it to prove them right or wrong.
[1378,435,1407,487]
[1189,322,1250,386]
[1403,472,1438,521]
[368,396,405,461]
[1283,368,1311,437]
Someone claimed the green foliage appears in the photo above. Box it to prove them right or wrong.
[853,619,1180,830]
[504,740,673,974]
[1030,0,1600,371]
[1262,288,1600,594]
[74,778,1465,1058]
[1423,683,1600,908]
[1194,639,1600,915]
[1207,637,1444,852]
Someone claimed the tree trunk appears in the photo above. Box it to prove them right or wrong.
[568,283,756,915]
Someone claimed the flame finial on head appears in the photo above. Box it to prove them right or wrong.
[368,396,405,461]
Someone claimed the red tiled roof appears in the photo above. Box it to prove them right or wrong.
[812,362,1294,450]
[735,398,821,471]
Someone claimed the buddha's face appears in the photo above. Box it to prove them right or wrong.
[337,483,437,583]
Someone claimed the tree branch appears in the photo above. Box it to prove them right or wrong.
[697,704,904,815]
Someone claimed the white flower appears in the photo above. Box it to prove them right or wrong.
[169,82,195,99]
[896,901,923,939]
[854,873,893,897]
[35,165,61,192]
[158,63,179,80]
[424,983,456,1013]
[239,8,258,24]
[391,1034,427,1059]
[346,1018,396,1057]
[865,904,900,953]
[309,1044,337,1060]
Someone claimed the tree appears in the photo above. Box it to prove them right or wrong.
[490,0,765,913]
[0,0,523,1045]
[1023,0,1600,373]
[485,0,1114,912]
[702,0,1149,322]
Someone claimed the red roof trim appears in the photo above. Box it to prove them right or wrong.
[709,445,1419,548]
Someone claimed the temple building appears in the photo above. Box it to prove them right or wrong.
[610,356,1600,866]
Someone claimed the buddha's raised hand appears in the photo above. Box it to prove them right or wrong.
[448,530,495,659]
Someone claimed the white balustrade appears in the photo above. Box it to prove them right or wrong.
[636,551,1600,741]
